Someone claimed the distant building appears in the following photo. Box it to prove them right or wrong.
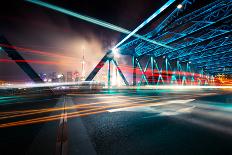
[57,73,65,82]
[72,71,80,82]
[67,71,72,82]
[51,72,57,82]
[39,73,47,82]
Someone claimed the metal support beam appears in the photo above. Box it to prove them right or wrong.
[108,59,111,87]
[0,36,43,83]
[136,58,149,85]
[85,51,110,81]
[111,59,129,86]
[138,57,150,86]
[132,56,137,86]
[165,58,169,85]
[150,56,154,85]
[114,0,176,49]
[86,51,129,86]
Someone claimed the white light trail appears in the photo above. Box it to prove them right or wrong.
[0,81,102,89]
[1,83,232,90]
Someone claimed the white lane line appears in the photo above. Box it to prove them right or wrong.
[56,96,68,155]
[166,99,196,104]
[107,99,195,113]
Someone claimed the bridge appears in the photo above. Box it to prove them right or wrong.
[0,0,232,155]
[86,0,232,87]
[0,0,231,87]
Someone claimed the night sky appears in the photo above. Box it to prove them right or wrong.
[0,0,167,81]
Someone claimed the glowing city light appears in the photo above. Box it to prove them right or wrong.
[177,4,183,9]
[57,74,63,78]
[112,48,120,58]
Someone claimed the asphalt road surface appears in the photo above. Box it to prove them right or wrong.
[0,89,232,155]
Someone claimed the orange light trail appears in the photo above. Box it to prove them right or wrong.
[0,98,186,128]
[0,93,207,128]
[0,97,152,120]
[0,101,137,128]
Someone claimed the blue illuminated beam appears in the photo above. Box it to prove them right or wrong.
[26,0,173,50]
[114,0,176,49]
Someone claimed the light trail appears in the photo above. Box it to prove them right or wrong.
[0,109,108,128]
[0,43,76,60]
[144,85,232,89]
[26,0,173,49]
[0,100,142,128]
[0,94,164,119]
[0,92,210,123]
[1,79,231,89]
[0,97,196,128]
[0,94,176,127]
[107,99,195,112]
[0,59,79,67]
[0,98,138,119]
[0,59,62,65]
[2,99,231,135]
[0,92,223,128]
[0,81,102,89]
[3,98,117,113]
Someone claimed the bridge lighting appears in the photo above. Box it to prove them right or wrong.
[112,48,119,54]
[177,4,183,9]
[112,48,120,58]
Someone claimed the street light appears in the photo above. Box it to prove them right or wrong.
[177,4,183,9]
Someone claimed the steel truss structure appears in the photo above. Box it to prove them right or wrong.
[87,0,232,86]
[132,55,214,86]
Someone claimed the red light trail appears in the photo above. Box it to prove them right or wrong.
[0,43,77,60]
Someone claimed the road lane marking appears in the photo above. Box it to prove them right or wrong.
[56,96,68,155]
[107,99,195,112]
